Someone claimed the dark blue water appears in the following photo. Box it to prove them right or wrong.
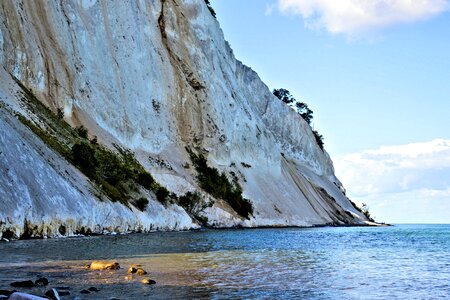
[0,225,449,299]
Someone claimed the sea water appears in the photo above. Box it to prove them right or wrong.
[0,224,449,299]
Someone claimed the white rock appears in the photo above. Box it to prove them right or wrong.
[8,292,47,300]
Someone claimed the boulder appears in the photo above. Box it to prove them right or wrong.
[89,261,120,270]
[141,278,156,285]
[128,264,143,274]
[136,268,147,276]
[124,275,133,281]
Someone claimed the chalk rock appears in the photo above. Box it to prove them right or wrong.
[8,292,47,300]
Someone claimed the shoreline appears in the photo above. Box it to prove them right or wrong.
[0,222,390,243]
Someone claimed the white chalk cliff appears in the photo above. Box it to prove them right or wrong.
[0,0,370,238]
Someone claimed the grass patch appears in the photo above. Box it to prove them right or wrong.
[16,114,71,160]
[187,148,253,219]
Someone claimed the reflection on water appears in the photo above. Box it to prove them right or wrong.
[0,225,449,299]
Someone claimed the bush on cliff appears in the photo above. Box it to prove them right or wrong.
[187,148,253,219]
[312,130,324,150]
[349,200,375,222]
[71,142,97,176]
[135,197,149,212]
[178,191,210,225]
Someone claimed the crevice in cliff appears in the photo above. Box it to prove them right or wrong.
[158,0,204,91]
[36,1,75,100]
[158,0,206,148]
[262,97,270,117]
[158,0,169,53]
[0,1,28,77]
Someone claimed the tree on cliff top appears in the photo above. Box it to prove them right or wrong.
[204,0,216,18]
[273,88,294,104]
[273,88,313,125]
[273,88,324,150]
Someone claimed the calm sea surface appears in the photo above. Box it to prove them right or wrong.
[0,224,449,299]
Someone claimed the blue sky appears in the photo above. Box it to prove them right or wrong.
[211,0,450,223]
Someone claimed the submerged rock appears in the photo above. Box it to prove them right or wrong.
[44,289,60,300]
[57,291,70,297]
[80,289,90,294]
[10,280,34,288]
[124,275,133,281]
[88,287,100,292]
[0,290,13,297]
[34,277,49,287]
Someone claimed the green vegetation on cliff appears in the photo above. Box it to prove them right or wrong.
[12,77,167,208]
[187,148,253,219]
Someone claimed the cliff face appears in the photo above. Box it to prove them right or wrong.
[0,0,369,238]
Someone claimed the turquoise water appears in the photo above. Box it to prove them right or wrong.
[0,224,449,299]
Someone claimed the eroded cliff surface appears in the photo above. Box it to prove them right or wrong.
[0,0,369,237]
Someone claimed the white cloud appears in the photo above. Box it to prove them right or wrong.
[277,0,450,37]
[350,191,450,223]
[335,139,450,196]
[334,139,450,223]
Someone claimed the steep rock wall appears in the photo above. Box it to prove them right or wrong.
[0,89,196,238]
[0,0,369,236]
